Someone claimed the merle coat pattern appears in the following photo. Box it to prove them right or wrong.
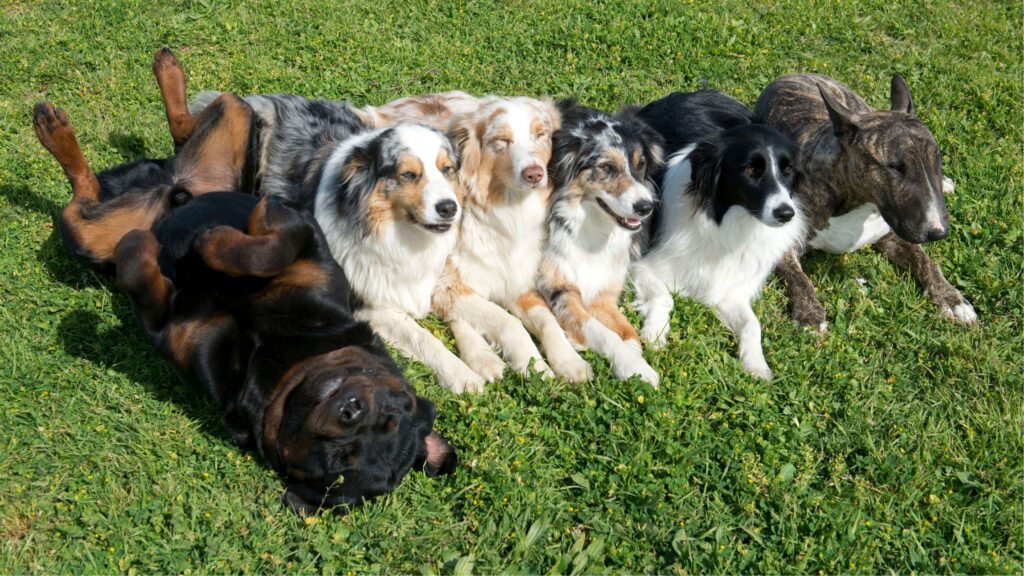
[33,82,456,516]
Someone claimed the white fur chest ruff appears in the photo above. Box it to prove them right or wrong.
[809,203,892,254]
[453,195,547,305]
[550,202,634,304]
[321,219,454,318]
[638,155,806,306]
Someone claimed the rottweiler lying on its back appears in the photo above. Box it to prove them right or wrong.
[32,93,457,515]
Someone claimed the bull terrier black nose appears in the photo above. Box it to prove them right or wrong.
[435,199,458,219]
[521,165,544,184]
[634,200,654,218]
[773,204,795,223]
[926,225,949,242]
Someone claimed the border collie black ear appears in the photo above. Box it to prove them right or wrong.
[687,139,724,208]
[890,74,914,115]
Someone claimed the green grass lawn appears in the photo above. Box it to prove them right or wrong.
[1,0,1021,572]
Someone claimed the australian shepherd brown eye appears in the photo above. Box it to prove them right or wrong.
[599,163,617,177]
[781,162,793,174]
[442,165,455,177]
[744,164,757,177]
[491,138,510,152]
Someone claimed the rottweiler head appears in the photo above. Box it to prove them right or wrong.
[261,346,457,515]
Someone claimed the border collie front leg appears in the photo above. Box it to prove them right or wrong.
[356,308,485,394]
[776,249,829,333]
[872,232,978,325]
[630,262,675,350]
[716,299,772,380]
[446,318,506,382]
[114,229,173,334]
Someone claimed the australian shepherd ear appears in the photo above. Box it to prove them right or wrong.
[448,113,489,202]
[618,106,665,179]
[538,97,561,132]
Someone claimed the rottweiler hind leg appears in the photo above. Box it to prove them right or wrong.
[152,48,196,147]
[34,102,100,204]
[194,196,313,278]
[36,102,165,266]
[115,229,173,334]
[174,92,256,195]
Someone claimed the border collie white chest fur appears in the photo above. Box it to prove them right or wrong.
[631,90,805,379]
[537,100,663,386]
[191,91,487,393]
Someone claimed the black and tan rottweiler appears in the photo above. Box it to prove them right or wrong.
[32,65,457,515]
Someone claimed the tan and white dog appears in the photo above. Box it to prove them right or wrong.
[368,93,593,386]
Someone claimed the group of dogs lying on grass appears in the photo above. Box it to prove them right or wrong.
[34,48,976,514]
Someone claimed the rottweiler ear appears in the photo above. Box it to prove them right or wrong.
[817,85,859,141]
[282,488,319,517]
[890,74,914,115]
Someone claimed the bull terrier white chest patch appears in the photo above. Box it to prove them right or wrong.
[809,203,892,254]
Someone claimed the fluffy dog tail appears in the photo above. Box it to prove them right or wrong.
[188,90,223,116]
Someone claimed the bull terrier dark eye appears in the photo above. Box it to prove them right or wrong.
[887,162,906,176]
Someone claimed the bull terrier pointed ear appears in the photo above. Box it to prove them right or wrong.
[890,74,914,115]
[818,85,859,140]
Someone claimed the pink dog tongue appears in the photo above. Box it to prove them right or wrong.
[626,218,641,228]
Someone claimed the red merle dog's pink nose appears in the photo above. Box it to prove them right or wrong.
[521,165,544,184]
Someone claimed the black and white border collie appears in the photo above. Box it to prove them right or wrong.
[631,89,805,379]
[190,91,486,393]
[536,100,664,386]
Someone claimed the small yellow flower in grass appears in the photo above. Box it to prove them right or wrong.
[304,516,318,525]
[637,395,645,404]
[719,545,725,551]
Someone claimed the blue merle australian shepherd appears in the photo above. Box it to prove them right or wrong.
[536,100,664,386]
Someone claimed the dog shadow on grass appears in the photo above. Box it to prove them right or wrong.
[56,305,229,441]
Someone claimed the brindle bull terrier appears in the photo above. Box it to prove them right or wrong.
[754,73,977,331]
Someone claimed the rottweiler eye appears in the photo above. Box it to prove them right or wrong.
[400,171,418,182]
